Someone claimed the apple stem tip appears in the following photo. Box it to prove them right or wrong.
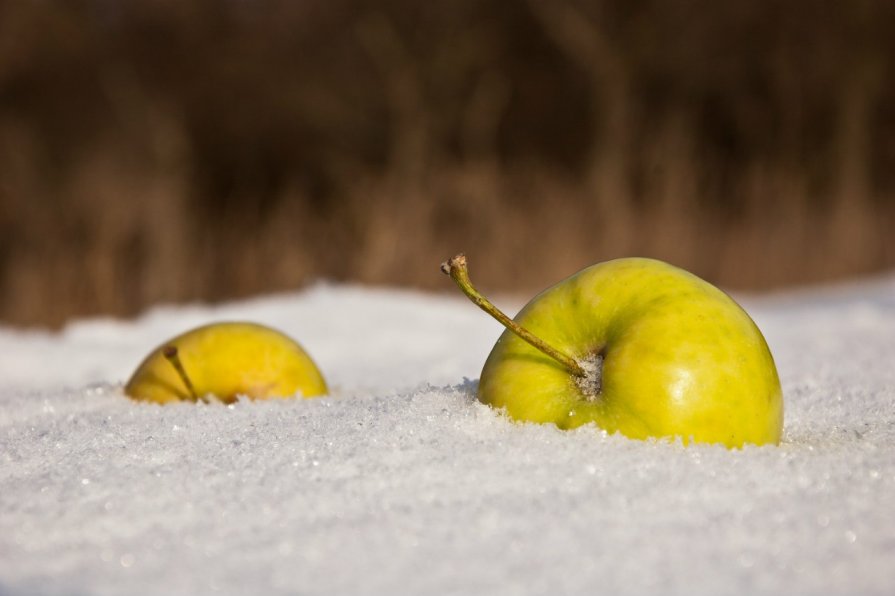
[441,253,587,378]
[441,253,466,276]
[162,345,199,401]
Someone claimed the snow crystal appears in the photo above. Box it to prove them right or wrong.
[1,280,895,595]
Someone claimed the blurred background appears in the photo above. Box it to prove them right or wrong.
[2,0,894,327]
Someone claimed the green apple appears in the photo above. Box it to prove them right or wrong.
[125,322,328,404]
[442,255,782,447]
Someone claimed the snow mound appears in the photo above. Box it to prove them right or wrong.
[2,281,894,595]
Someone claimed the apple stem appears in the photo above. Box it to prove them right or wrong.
[162,345,199,401]
[441,254,587,378]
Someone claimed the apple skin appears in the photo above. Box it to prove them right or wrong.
[477,258,783,447]
[125,322,327,404]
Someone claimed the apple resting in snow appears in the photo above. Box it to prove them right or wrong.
[125,322,327,404]
[442,255,783,447]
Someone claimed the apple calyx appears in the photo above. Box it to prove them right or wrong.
[441,253,588,379]
[162,345,199,401]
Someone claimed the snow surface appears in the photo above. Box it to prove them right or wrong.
[2,279,895,595]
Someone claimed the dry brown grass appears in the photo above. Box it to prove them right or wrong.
[1,0,894,327]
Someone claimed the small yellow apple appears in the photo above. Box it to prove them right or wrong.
[443,254,783,448]
[124,322,328,404]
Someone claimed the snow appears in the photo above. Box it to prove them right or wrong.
[2,279,895,595]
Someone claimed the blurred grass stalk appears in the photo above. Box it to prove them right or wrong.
[1,0,893,326]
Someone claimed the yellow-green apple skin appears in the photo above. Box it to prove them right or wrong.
[125,322,327,404]
[478,258,783,447]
